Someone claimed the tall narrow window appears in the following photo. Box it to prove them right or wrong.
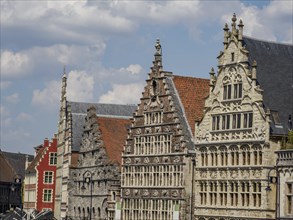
[223,85,232,100]
[234,83,242,99]
[44,171,53,184]
[231,52,235,61]
[244,113,253,128]
[287,183,293,215]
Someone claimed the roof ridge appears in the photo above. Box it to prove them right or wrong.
[68,101,137,107]
[243,35,293,46]
[173,75,209,81]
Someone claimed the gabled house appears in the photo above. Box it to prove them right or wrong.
[54,70,137,219]
[23,137,57,214]
[121,39,210,220]
[193,14,293,220]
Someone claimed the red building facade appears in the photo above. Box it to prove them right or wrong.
[24,137,57,213]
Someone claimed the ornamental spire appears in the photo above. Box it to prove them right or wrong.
[153,39,163,71]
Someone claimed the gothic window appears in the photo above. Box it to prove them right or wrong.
[230,146,239,166]
[200,147,208,166]
[219,182,228,206]
[222,115,230,130]
[219,146,228,166]
[200,181,207,205]
[209,182,217,206]
[231,52,235,62]
[252,145,262,165]
[233,83,242,99]
[252,182,262,207]
[230,182,238,206]
[287,183,293,215]
[212,115,220,131]
[243,112,253,128]
[232,113,241,129]
[223,84,232,100]
[209,147,218,166]
[144,111,163,125]
[241,145,251,165]
[241,182,250,206]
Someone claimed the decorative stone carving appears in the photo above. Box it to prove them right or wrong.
[162,190,168,196]
[173,156,180,163]
[125,158,131,164]
[144,157,149,164]
[142,189,149,197]
[155,127,161,133]
[154,157,160,163]
[153,190,159,197]
[136,128,141,135]
[134,158,141,164]
[125,189,130,196]
[171,190,179,197]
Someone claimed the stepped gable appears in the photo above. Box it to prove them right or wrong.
[68,101,136,152]
[26,145,45,173]
[243,36,293,135]
[97,116,131,166]
[172,75,210,135]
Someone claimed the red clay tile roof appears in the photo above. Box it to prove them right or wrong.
[97,117,131,166]
[173,75,210,135]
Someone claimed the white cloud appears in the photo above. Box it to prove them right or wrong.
[67,70,94,102]
[32,80,61,108]
[125,64,143,75]
[0,50,30,78]
[0,81,12,89]
[0,106,10,117]
[5,93,19,104]
[99,83,144,104]
[16,112,32,121]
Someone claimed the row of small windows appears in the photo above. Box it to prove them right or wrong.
[223,83,242,100]
[212,112,253,131]
[122,165,183,187]
[122,199,179,220]
[144,111,163,125]
[199,145,262,167]
[199,181,262,207]
[134,135,172,155]
[73,206,107,220]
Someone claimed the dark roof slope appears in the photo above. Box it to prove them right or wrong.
[26,146,45,173]
[244,36,293,135]
[0,151,33,181]
[97,116,131,165]
[173,76,210,135]
[68,102,136,152]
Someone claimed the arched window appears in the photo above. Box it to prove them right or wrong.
[230,145,239,166]
[252,144,262,165]
[209,146,218,166]
[219,146,228,166]
[241,145,250,165]
[200,147,208,166]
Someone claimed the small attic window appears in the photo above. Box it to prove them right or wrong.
[231,52,235,62]
[271,111,281,125]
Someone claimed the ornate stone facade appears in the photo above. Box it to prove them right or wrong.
[121,40,210,220]
[67,106,130,220]
[54,70,136,220]
[193,14,279,220]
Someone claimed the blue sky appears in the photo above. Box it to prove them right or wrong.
[1,0,292,154]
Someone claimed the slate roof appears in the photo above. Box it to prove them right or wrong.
[97,116,131,165]
[173,75,210,135]
[68,101,137,152]
[0,151,33,181]
[243,36,293,135]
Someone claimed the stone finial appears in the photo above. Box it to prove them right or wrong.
[155,39,162,55]
[153,39,163,72]
[209,67,216,90]
[252,60,257,68]
[231,13,237,36]
[238,19,244,43]
[223,23,229,46]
